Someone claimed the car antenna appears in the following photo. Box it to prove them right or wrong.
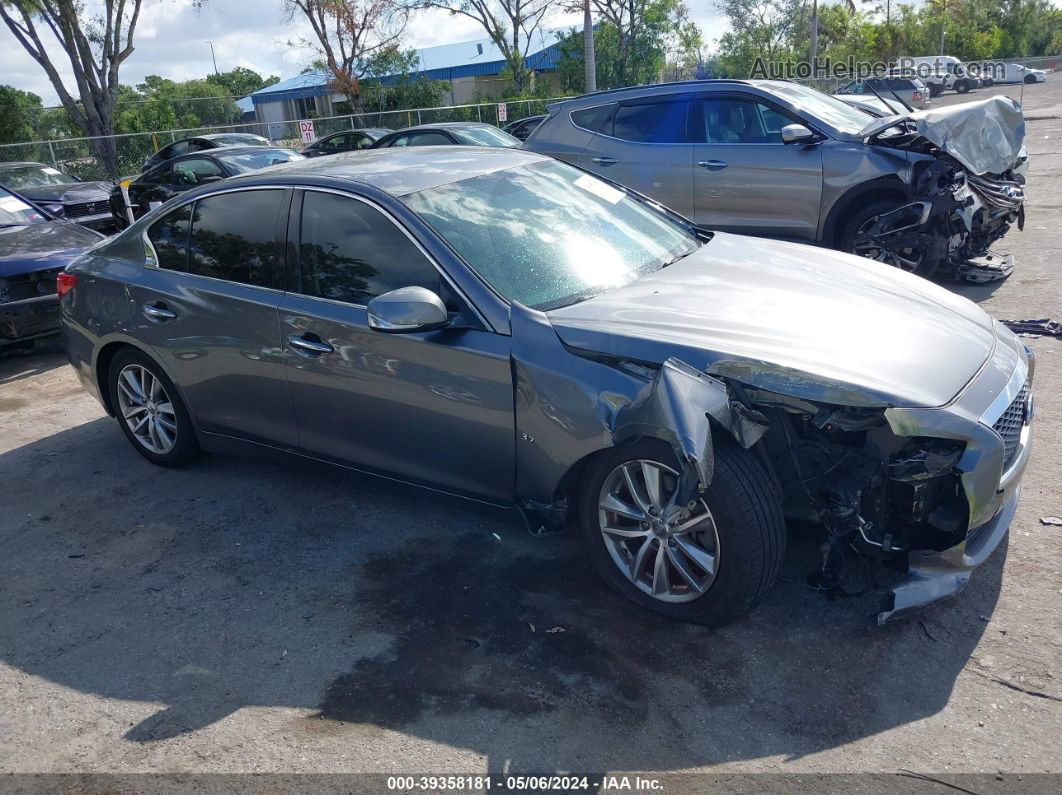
[867,74,914,113]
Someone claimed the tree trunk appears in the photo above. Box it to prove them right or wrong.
[583,0,596,92]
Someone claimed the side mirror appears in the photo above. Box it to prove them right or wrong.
[781,123,816,144]
[367,286,449,334]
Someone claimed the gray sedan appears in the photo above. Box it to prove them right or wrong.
[61,147,1033,626]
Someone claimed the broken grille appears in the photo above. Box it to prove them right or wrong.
[993,381,1029,471]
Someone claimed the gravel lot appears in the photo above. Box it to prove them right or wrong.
[1,78,1060,776]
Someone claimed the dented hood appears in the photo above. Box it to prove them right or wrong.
[546,233,999,409]
[860,95,1025,175]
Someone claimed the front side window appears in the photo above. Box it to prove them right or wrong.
[146,204,193,271]
[699,98,796,144]
[384,135,411,148]
[172,158,224,186]
[186,190,284,287]
[612,99,689,143]
[403,160,701,310]
[297,191,439,305]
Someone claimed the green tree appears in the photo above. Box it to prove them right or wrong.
[205,67,280,98]
[0,84,43,144]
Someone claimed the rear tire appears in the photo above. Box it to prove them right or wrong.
[928,83,943,98]
[577,439,785,627]
[955,78,972,94]
[109,348,199,467]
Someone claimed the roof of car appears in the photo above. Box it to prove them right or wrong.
[389,122,497,132]
[198,133,267,141]
[240,146,549,196]
[172,144,294,160]
[318,127,391,139]
[0,161,51,170]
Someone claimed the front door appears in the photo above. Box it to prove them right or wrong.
[692,95,823,239]
[128,188,297,446]
[278,189,515,502]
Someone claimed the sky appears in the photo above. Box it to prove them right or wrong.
[0,0,727,106]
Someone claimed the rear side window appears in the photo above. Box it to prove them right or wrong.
[571,104,616,135]
[612,99,689,143]
[885,78,915,90]
[297,191,439,305]
[146,204,192,271]
[408,132,453,147]
[172,158,224,186]
[186,190,284,287]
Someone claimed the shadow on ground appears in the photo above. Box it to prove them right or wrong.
[0,415,1003,771]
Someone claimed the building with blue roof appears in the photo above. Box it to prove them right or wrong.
[248,28,566,134]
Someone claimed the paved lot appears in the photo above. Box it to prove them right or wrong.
[1,78,1061,775]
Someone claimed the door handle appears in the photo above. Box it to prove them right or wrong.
[142,302,177,321]
[592,156,618,166]
[287,333,334,356]
[698,160,728,171]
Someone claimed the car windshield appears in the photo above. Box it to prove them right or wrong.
[403,160,702,309]
[210,135,268,146]
[0,189,48,225]
[451,126,522,148]
[217,149,305,173]
[0,164,76,189]
[763,81,874,134]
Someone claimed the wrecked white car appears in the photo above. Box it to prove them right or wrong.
[63,149,1033,627]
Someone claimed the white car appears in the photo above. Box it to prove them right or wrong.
[993,63,1047,84]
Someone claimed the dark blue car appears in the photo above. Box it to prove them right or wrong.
[0,185,103,348]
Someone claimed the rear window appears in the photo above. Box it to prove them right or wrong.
[571,104,616,135]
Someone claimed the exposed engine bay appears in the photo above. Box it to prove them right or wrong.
[856,96,1027,283]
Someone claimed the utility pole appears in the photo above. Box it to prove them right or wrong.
[206,41,219,75]
[583,0,596,92]
[810,0,819,67]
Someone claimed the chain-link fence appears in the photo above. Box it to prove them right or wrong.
[0,97,567,183]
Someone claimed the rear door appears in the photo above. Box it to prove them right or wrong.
[576,94,695,218]
[277,188,515,501]
[129,188,297,446]
[691,94,823,239]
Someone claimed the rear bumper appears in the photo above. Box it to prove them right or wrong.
[0,294,60,345]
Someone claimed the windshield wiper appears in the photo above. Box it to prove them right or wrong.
[661,249,696,268]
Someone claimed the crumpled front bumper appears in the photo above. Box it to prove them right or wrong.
[880,332,1033,623]
[1,293,60,345]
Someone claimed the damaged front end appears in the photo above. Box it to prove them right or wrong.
[856,96,1027,283]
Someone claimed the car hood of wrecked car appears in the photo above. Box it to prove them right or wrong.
[859,95,1025,175]
[545,232,999,409]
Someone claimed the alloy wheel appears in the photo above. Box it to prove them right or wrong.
[115,364,177,455]
[597,459,720,603]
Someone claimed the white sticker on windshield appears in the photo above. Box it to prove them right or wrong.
[42,167,63,175]
[0,196,28,212]
[574,173,624,204]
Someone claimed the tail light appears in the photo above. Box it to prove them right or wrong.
[912,91,923,102]
[56,272,76,298]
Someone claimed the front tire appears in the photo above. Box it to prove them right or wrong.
[840,198,937,276]
[577,439,785,627]
[955,78,972,93]
[109,349,199,467]
[1024,74,1037,84]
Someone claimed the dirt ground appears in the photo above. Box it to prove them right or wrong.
[1,78,1060,777]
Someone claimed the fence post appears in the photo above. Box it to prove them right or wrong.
[47,141,58,168]
[417,110,422,125]
[349,115,355,130]
[477,104,482,122]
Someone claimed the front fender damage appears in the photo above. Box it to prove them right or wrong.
[510,304,765,530]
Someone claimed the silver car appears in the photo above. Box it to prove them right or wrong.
[61,148,1033,627]
[525,80,1026,280]
[834,76,931,109]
